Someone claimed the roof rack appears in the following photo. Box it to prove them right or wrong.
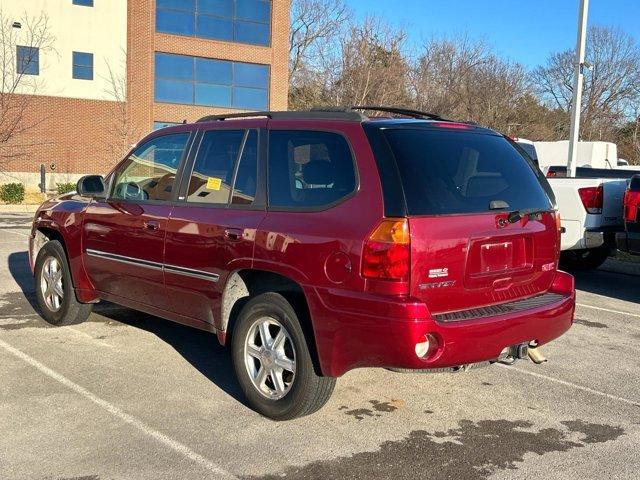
[195,105,450,123]
[196,109,366,123]
[351,105,447,120]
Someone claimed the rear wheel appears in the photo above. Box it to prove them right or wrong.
[231,292,335,420]
[34,240,93,326]
[560,247,609,271]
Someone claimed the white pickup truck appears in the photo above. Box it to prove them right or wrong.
[516,139,630,270]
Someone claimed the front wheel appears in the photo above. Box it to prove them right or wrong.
[231,292,336,420]
[34,240,93,326]
[560,247,609,271]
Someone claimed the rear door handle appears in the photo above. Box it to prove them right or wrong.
[224,228,243,241]
[143,220,161,231]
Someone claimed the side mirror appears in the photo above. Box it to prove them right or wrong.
[77,175,106,198]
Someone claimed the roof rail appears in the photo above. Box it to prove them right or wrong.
[196,109,366,123]
[195,106,451,123]
[352,105,447,120]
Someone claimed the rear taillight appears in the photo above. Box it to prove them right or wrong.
[578,185,603,214]
[546,170,556,178]
[624,190,640,222]
[362,218,410,281]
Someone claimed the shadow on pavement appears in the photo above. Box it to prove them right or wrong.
[571,267,640,304]
[7,249,244,404]
[94,307,246,405]
[7,251,38,310]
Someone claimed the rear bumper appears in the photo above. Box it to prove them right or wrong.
[616,231,640,255]
[307,271,575,377]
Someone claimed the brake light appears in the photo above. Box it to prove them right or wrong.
[546,170,557,178]
[430,122,472,130]
[578,186,603,214]
[624,190,640,222]
[362,218,410,281]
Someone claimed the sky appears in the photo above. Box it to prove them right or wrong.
[345,0,640,68]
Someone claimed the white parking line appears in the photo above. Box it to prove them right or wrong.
[2,229,30,237]
[500,364,640,408]
[0,338,237,480]
[576,303,640,319]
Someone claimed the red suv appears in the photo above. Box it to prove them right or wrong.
[30,107,575,419]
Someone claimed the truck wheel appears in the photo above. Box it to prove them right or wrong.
[231,292,336,420]
[34,240,93,326]
[560,247,609,271]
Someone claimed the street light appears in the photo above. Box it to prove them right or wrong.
[567,0,590,178]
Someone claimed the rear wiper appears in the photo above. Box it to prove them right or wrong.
[507,208,550,223]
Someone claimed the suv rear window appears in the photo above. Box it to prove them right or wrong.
[383,129,552,215]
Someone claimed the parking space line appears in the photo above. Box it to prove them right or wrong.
[500,364,640,408]
[0,338,237,480]
[2,229,30,237]
[576,303,640,319]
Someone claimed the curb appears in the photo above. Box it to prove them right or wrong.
[0,205,40,213]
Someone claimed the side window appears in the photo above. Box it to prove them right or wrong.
[268,130,356,209]
[111,133,190,202]
[231,130,258,205]
[186,130,245,204]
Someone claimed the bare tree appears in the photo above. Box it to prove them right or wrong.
[331,17,411,106]
[289,0,349,83]
[0,9,54,170]
[102,52,140,159]
[533,25,640,140]
[410,35,531,133]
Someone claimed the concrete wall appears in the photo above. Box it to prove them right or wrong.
[6,0,127,102]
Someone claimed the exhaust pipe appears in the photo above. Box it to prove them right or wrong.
[527,347,547,364]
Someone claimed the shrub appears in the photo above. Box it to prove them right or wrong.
[0,183,25,204]
[56,182,76,195]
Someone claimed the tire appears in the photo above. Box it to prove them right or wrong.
[560,247,609,271]
[34,240,93,326]
[231,292,336,420]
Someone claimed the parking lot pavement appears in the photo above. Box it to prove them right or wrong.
[1,213,639,480]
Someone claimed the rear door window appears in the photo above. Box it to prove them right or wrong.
[186,130,246,205]
[383,129,552,215]
[268,130,356,209]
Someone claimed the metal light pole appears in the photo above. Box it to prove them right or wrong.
[567,0,590,177]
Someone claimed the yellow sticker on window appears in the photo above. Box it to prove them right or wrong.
[206,177,222,190]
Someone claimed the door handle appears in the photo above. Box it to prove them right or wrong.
[143,220,161,231]
[224,228,243,241]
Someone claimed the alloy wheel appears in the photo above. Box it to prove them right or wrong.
[244,316,296,400]
[40,256,64,312]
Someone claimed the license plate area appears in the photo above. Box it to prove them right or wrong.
[465,235,534,287]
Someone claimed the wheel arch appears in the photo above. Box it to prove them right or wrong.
[220,269,324,376]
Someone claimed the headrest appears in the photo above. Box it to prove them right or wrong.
[304,161,333,185]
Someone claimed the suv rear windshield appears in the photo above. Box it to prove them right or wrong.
[383,128,553,215]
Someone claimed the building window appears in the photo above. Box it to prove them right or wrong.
[72,52,93,80]
[156,0,271,47]
[154,52,269,110]
[16,46,39,75]
[72,0,94,6]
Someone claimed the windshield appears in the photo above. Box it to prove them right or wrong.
[383,128,553,215]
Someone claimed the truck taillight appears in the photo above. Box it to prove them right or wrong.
[624,190,640,222]
[362,218,410,281]
[578,186,603,214]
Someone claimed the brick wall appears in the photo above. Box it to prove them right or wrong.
[5,0,291,180]
[3,95,129,176]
